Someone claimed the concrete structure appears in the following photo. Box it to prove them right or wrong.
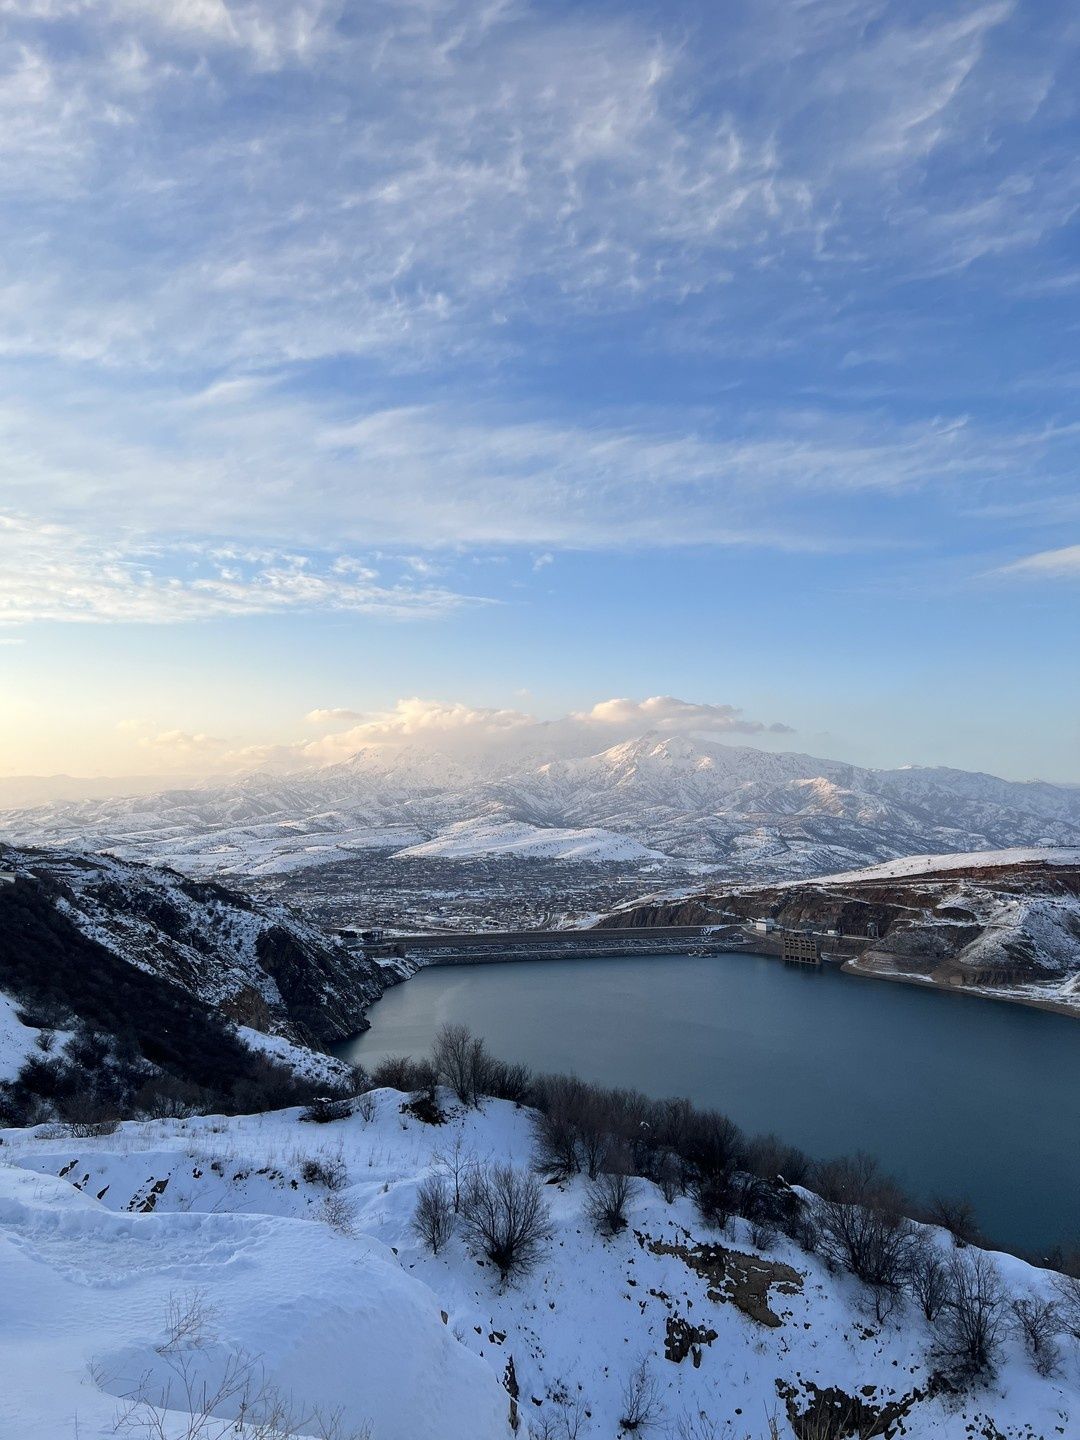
[781,930,821,965]
[752,917,776,933]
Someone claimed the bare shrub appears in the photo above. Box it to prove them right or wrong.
[736,1173,802,1239]
[354,1091,377,1124]
[745,1132,812,1187]
[905,1239,954,1322]
[1053,1269,1080,1341]
[113,1343,371,1439]
[814,1155,918,1296]
[460,1164,553,1283]
[934,1250,1008,1382]
[483,1056,534,1104]
[690,1170,738,1232]
[300,1154,346,1191]
[157,1291,217,1354]
[321,1192,357,1237]
[368,1054,430,1091]
[531,1075,586,1176]
[301,1095,352,1125]
[925,1194,983,1248]
[618,1359,663,1434]
[586,1170,638,1238]
[1010,1296,1061,1376]
[134,1075,212,1121]
[60,1092,121,1137]
[529,1395,589,1440]
[413,1175,457,1254]
[750,1220,777,1251]
[683,1108,744,1178]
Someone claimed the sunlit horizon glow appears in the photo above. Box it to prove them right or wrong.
[1,1,1078,786]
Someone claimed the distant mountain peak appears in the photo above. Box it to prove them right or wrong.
[1,731,1078,884]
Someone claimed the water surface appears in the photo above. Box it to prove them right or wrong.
[339,952,1080,1255]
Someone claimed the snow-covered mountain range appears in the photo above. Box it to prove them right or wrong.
[1,735,1078,885]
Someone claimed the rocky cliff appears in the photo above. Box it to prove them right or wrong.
[602,851,1080,1013]
[0,844,395,1053]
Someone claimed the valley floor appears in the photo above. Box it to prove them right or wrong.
[1,1092,1075,1440]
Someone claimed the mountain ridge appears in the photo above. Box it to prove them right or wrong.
[1,734,1078,885]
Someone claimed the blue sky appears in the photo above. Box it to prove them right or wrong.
[0,0,1077,782]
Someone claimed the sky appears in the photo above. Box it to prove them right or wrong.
[0,0,1078,785]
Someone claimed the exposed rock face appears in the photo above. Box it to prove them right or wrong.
[0,844,391,1049]
[602,855,1080,1011]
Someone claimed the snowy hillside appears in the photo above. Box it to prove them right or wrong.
[1,1092,1075,1440]
[1,736,1078,889]
[807,847,1080,884]
[394,818,666,863]
[0,846,394,1049]
[607,850,1080,1015]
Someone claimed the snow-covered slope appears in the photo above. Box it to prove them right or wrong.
[0,992,43,1082]
[394,817,666,863]
[1,735,1078,884]
[0,846,403,1054]
[1,1094,1074,1440]
[807,846,1080,884]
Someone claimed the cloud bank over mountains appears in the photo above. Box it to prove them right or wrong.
[126,695,796,775]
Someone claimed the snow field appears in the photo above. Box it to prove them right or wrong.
[1,1090,1075,1440]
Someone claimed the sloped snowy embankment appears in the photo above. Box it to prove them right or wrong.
[1,1093,1075,1439]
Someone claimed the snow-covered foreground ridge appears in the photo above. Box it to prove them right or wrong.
[1,1093,1075,1440]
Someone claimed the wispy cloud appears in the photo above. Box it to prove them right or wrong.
[996,544,1080,578]
[0,0,1073,375]
[0,514,484,624]
[2,373,1050,570]
[0,0,1078,632]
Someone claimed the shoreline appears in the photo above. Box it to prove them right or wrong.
[402,933,1080,1021]
[839,955,1080,1020]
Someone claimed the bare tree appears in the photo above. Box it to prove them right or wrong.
[690,1170,738,1233]
[585,1170,638,1238]
[532,1074,586,1176]
[655,1152,681,1205]
[529,1396,590,1440]
[618,1359,663,1434]
[1053,1269,1080,1341]
[434,1130,473,1212]
[482,1056,533,1104]
[925,1194,983,1248]
[413,1174,456,1254]
[460,1164,554,1282]
[934,1250,1008,1382]
[1010,1296,1061,1376]
[905,1239,953,1323]
[814,1155,918,1299]
[433,1023,488,1108]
